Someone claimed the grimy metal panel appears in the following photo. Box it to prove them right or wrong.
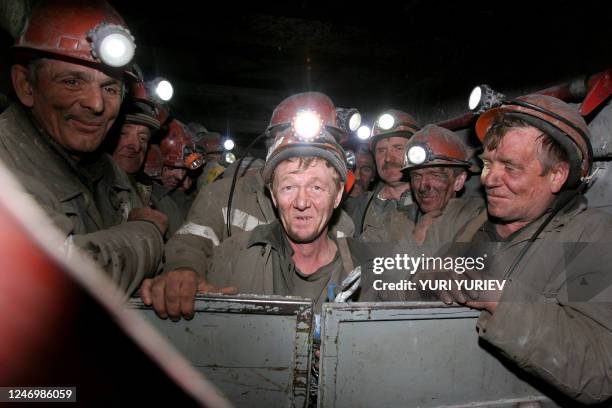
[319,302,556,408]
[130,294,313,408]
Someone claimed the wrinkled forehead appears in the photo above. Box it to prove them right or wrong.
[273,157,338,183]
[36,58,124,83]
[375,136,410,149]
[484,129,542,160]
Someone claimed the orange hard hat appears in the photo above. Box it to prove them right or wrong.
[263,92,348,184]
[476,94,592,188]
[370,109,420,150]
[402,125,471,170]
[160,120,204,170]
[14,0,136,74]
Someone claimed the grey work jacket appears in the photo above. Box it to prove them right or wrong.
[364,195,612,404]
[0,104,163,295]
[163,162,355,276]
[207,220,357,313]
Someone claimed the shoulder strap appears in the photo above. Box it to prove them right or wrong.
[336,237,355,276]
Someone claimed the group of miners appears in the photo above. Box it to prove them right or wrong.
[1,0,611,406]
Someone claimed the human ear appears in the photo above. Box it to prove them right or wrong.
[333,183,345,208]
[11,65,35,108]
[550,162,570,193]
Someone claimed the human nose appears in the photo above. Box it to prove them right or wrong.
[482,163,501,188]
[80,86,104,114]
[293,187,310,210]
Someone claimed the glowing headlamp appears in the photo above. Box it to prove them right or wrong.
[468,84,506,114]
[337,108,362,132]
[152,78,174,102]
[292,110,324,141]
[89,23,136,68]
[223,138,235,151]
[404,142,471,169]
[406,144,428,166]
[183,146,204,170]
[357,125,371,140]
[377,113,395,130]
[222,151,236,166]
[345,149,357,171]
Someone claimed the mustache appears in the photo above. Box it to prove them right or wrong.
[382,162,402,170]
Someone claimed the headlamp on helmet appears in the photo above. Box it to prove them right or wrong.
[292,110,324,142]
[357,125,371,140]
[336,108,362,133]
[88,23,135,68]
[345,149,357,171]
[223,138,235,151]
[183,145,204,170]
[222,151,236,166]
[149,77,173,102]
[468,84,506,114]
[377,113,395,130]
[403,142,471,168]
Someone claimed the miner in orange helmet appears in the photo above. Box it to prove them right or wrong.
[141,92,356,320]
[0,0,167,295]
[361,124,483,243]
[368,88,612,405]
[352,109,420,236]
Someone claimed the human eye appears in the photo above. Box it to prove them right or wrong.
[311,185,323,192]
[61,77,83,89]
[103,84,121,96]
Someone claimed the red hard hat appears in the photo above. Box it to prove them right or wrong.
[263,92,348,184]
[266,92,346,142]
[14,0,136,74]
[476,94,592,188]
[370,109,420,150]
[403,125,471,170]
[160,120,204,170]
[121,69,160,132]
[144,144,163,179]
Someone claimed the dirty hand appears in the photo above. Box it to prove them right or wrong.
[414,266,501,313]
[140,268,237,320]
[128,207,169,236]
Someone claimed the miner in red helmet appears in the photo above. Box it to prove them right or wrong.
[160,120,203,190]
[141,92,356,320]
[0,0,168,295]
[188,122,226,188]
[361,124,484,243]
[368,90,612,404]
[353,109,420,235]
[107,72,187,238]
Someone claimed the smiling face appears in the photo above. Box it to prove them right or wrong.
[12,59,123,157]
[271,157,344,244]
[112,123,151,174]
[481,126,568,225]
[374,136,410,186]
[410,166,466,213]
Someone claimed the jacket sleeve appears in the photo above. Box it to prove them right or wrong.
[70,220,164,297]
[15,171,163,297]
[477,278,612,404]
[162,182,225,276]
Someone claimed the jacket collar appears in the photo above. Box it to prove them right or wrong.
[247,219,288,253]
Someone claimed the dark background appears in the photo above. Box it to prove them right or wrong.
[2,0,611,148]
